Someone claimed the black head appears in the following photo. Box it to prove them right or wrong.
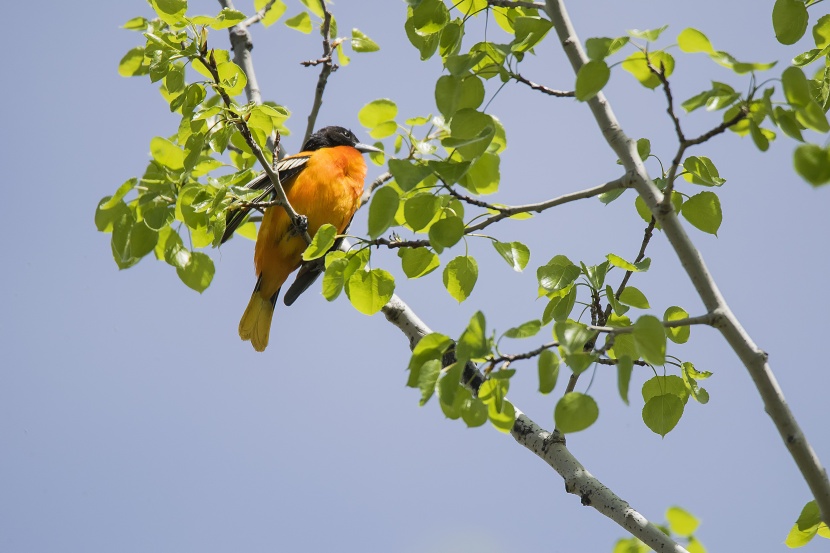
[302,126,381,154]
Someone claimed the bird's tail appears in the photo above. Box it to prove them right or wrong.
[239,278,279,352]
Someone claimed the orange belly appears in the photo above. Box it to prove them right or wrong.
[253,145,367,299]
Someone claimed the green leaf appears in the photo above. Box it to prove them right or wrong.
[435,74,485,118]
[493,241,530,271]
[444,109,494,160]
[411,0,450,36]
[405,10,440,60]
[585,36,630,60]
[618,286,649,309]
[642,394,684,436]
[150,0,187,25]
[538,350,560,394]
[487,398,516,433]
[749,121,771,152]
[617,356,633,405]
[683,156,726,187]
[773,0,809,45]
[666,506,700,537]
[436,361,463,413]
[322,257,349,301]
[628,25,668,42]
[681,191,722,235]
[632,315,666,366]
[443,255,478,302]
[511,16,553,53]
[118,47,148,77]
[794,144,830,186]
[367,187,400,239]
[284,12,312,33]
[782,66,814,107]
[677,28,715,54]
[575,60,610,101]
[814,14,830,48]
[786,500,825,547]
[417,359,441,405]
[302,224,337,261]
[622,51,674,89]
[542,285,577,323]
[215,60,247,97]
[150,136,184,170]
[537,255,580,292]
[389,159,433,192]
[404,193,440,231]
[554,321,594,355]
[605,285,629,317]
[346,268,395,315]
[176,251,214,293]
[607,253,650,272]
[457,311,489,362]
[555,392,599,433]
[637,138,651,160]
[664,306,690,344]
[408,332,453,386]
[358,98,397,129]
[459,152,499,194]
[775,107,805,141]
[351,28,380,52]
[129,221,159,258]
[429,159,471,186]
[460,394,489,427]
[504,320,541,339]
[398,247,440,278]
[428,216,465,249]
[642,375,689,403]
[255,0,286,27]
[122,16,148,30]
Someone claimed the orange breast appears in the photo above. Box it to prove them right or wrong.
[253,146,367,299]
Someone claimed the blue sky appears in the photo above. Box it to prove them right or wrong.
[2,1,829,551]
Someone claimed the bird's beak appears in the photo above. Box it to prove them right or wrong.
[355,142,383,154]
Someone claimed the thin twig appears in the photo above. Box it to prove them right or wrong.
[241,0,278,28]
[303,0,335,144]
[488,0,546,10]
[465,175,630,233]
[360,172,393,207]
[512,72,575,97]
[647,59,748,208]
[603,218,656,322]
[199,49,312,244]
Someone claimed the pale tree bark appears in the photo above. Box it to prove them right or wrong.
[541,0,830,526]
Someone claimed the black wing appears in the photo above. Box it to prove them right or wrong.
[220,155,311,244]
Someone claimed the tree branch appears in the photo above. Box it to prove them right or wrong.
[303,0,336,145]
[379,292,688,552]
[603,218,656,323]
[366,176,631,250]
[218,0,264,106]
[512,72,575,97]
[544,0,830,525]
[199,49,312,244]
[647,60,748,207]
[360,171,393,207]
[464,175,631,233]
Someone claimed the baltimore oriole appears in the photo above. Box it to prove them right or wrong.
[221,126,380,352]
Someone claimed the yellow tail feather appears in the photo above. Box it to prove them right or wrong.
[238,292,276,352]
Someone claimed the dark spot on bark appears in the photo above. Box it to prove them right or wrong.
[581,492,591,506]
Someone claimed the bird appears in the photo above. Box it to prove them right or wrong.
[221,126,381,352]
